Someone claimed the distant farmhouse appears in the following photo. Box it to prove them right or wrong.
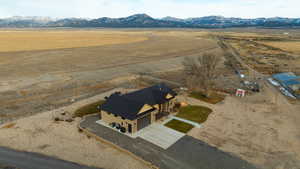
[272,72,300,99]
[99,84,177,134]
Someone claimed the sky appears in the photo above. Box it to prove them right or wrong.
[0,0,299,19]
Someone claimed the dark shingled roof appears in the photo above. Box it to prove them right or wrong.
[101,84,176,120]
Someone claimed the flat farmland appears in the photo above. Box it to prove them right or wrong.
[0,29,218,121]
[0,30,148,52]
[261,41,300,54]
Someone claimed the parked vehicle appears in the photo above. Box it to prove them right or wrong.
[279,87,296,98]
[120,127,126,133]
[116,124,121,130]
[110,122,116,128]
[267,78,280,86]
[241,81,260,92]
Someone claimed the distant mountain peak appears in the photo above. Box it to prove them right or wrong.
[125,14,153,20]
[161,16,184,22]
[131,13,151,17]
[1,14,300,28]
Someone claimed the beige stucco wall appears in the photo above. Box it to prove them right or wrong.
[101,110,138,133]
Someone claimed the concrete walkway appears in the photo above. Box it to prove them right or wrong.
[168,116,202,128]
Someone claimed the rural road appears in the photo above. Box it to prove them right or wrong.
[0,147,101,169]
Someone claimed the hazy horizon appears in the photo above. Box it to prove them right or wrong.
[1,13,300,20]
[0,0,299,19]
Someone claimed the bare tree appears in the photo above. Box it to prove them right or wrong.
[183,53,220,97]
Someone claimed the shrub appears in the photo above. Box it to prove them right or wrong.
[0,123,16,129]
[189,91,225,104]
[74,100,105,118]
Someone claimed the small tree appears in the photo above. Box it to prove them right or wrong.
[183,53,220,97]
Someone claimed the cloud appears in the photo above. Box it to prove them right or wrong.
[0,0,299,18]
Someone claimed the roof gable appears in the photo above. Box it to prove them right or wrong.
[166,93,173,99]
[137,104,153,115]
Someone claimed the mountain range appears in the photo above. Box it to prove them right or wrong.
[1,14,300,28]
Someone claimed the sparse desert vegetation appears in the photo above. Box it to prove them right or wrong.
[213,31,300,75]
[189,91,225,104]
[74,100,104,118]
[1,28,300,169]
[261,41,300,54]
[176,83,300,169]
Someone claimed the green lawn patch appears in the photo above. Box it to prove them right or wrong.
[74,100,105,118]
[189,91,225,104]
[165,119,194,133]
[176,105,212,124]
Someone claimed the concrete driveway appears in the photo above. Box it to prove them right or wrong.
[81,115,258,169]
[137,123,185,149]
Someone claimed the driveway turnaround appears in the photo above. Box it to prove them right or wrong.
[0,147,101,169]
[81,115,258,169]
[137,123,185,149]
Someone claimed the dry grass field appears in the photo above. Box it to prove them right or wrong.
[0,29,218,122]
[0,30,148,52]
[216,32,300,75]
[261,41,300,54]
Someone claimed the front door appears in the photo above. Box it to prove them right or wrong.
[128,124,132,133]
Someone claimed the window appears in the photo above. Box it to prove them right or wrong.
[122,117,125,120]
[107,112,111,115]
[114,114,118,117]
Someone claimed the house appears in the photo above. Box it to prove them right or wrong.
[100,84,177,133]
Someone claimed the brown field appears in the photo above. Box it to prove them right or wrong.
[0,30,148,52]
[0,29,218,121]
[261,41,300,54]
[217,32,300,75]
